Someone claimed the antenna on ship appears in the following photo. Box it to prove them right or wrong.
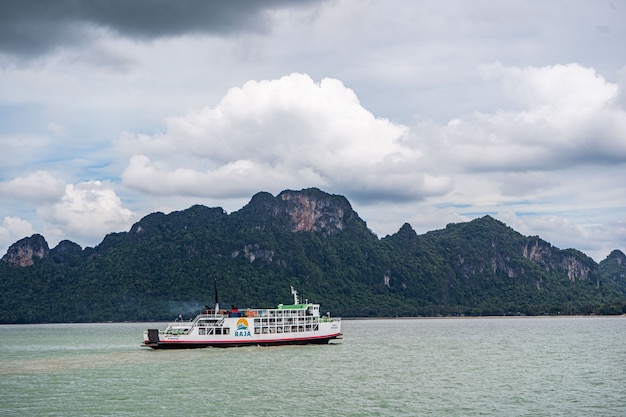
[290,286,300,305]
[214,278,219,313]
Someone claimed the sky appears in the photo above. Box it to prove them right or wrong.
[0,0,625,262]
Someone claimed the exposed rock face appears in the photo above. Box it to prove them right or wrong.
[560,254,592,282]
[242,244,274,263]
[491,253,517,278]
[522,238,595,282]
[278,188,356,236]
[1,234,50,267]
[227,189,362,265]
[238,188,360,236]
[522,239,553,266]
[231,244,275,263]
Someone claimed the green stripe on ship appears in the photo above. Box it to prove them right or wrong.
[277,304,308,309]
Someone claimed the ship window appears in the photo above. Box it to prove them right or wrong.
[223,328,229,335]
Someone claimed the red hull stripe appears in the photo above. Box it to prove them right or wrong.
[145,333,341,349]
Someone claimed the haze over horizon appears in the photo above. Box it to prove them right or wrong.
[1,0,625,262]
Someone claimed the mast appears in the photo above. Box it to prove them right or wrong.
[214,278,219,313]
[290,286,300,305]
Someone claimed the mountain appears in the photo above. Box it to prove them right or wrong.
[1,188,625,323]
[599,250,626,294]
[2,233,49,267]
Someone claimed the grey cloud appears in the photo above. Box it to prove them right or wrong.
[0,0,323,59]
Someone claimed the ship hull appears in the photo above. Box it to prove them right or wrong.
[143,333,341,349]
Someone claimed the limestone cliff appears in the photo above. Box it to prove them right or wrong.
[522,238,596,283]
[237,188,362,237]
[278,188,357,235]
[1,234,50,267]
[229,188,363,262]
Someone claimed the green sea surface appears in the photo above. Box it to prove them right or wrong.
[1,317,624,416]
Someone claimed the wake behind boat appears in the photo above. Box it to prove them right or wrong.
[142,287,342,349]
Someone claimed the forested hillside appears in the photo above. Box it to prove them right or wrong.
[1,188,625,323]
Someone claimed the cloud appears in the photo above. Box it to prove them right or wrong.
[0,170,66,202]
[46,122,66,137]
[38,181,134,243]
[0,0,324,60]
[417,62,626,173]
[117,63,626,209]
[0,216,35,252]
[616,66,626,110]
[118,73,452,203]
[0,134,51,170]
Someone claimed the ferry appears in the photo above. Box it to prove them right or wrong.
[142,287,342,349]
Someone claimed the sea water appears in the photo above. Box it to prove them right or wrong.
[1,317,624,416]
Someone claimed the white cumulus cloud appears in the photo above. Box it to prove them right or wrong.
[417,62,626,173]
[0,171,66,202]
[118,73,451,202]
[38,181,135,245]
[0,217,36,253]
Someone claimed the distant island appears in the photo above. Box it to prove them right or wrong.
[1,188,625,323]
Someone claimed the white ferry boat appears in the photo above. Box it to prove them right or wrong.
[143,287,341,349]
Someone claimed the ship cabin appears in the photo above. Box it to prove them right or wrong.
[162,301,332,337]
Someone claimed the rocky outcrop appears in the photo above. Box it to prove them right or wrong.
[238,188,361,236]
[560,254,592,282]
[522,238,596,282]
[522,238,553,267]
[232,244,275,263]
[1,234,50,267]
[278,188,356,236]
[491,253,517,278]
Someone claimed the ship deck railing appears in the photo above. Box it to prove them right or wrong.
[199,306,320,319]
